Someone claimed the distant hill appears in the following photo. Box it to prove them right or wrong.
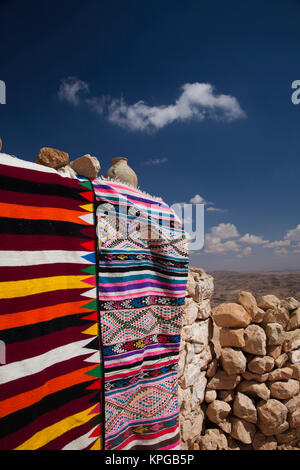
[209,270,300,307]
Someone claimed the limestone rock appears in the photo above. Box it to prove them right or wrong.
[220,347,246,375]
[268,367,294,382]
[212,303,251,328]
[70,154,100,179]
[289,363,300,380]
[186,272,197,298]
[283,329,300,352]
[281,297,300,311]
[57,164,78,179]
[197,299,211,320]
[206,358,218,378]
[270,379,300,400]
[242,324,267,355]
[283,393,300,413]
[218,418,232,434]
[257,399,288,436]
[276,429,298,444]
[238,381,270,401]
[262,307,289,329]
[230,417,256,444]
[257,295,280,310]
[207,371,241,390]
[289,408,300,428]
[242,371,269,383]
[288,349,300,364]
[236,291,265,323]
[219,328,245,348]
[275,353,288,368]
[248,355,275,374]
[252,432,277,450]
[218,390,235,402]
[267,344,282,360]
[198,429,228,450]
[288,308,300,331]
[192,268,214,302]
[182,298,198,325]
[190,372,207,407]
[181,319,210,346]
[205,390,217,403]
[233,392,257,424]
[206,400,231,424]
[265,322,285,346]
[36,147,69,169]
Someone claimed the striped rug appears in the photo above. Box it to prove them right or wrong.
[0,155,189,450]
[0,155,102,450]
[93,178,189,450]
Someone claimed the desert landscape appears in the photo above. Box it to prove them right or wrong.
[210,271,300,307]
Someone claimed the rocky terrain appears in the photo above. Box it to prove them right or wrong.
[210,271,300,308]
[179,269,300,451]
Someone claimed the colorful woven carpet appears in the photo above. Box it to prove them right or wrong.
[0,155,189,450]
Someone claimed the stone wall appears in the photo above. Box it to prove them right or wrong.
[179,269,300,450]
[178,267,215,449]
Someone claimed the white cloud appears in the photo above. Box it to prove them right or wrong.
[189,194,206,204]
[239,233,269,245]
[285,224,300,242]
[108,83,245,131]
[144,157,168,165]
[206,206,226,213]
[59,78,246,132]
[265,240,291,248]
[237,246,252,258]
[274,247,289,256]
[210,223,239,239]
[58,77,90,106]
[204,223,240,254]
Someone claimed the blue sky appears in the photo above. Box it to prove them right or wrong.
[1,0,300,271]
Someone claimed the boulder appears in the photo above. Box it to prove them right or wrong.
[198,429,228,450]
[289,408,300,428]
[36,147,69,169]
[268,367,294,382]
[242,371,269,383]
[182,298,198,325]
[275,353,288,368]
[270,379,300,400]
[206,400,231,424]
[212,303,251,328]
[283,329,300,352]
[57,164,78,178]
[288,308,300,331]
[265,322,285,346]
[248,355,275,374]
[220,347,247,375]
[280,297,300,311]
[238,381,270,401]
[252,432,277,450]
[257,295,280,310]
[206,358,218,378]
[233,392,257,424]
[288,363,300,381]
[205,390,217,403]
[218,390,235,402]
[276,429,298,444]
[219,328,245,348]
[236,291,264,322]
[230,417,256,444]
[242,324,267,355]
[257,399,288,436]
[288,349,300,364]
[283,393,300,413]
[207,370,241,390]
[267,344,282,360]
[262,308,289,329]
